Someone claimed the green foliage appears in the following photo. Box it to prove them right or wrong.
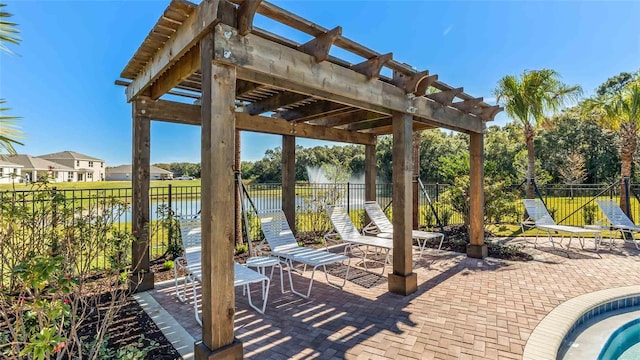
[582,203,598,225]
[162,260,174,271]
[85,335,157,360]
[156,204,183,259]
[439,207,453,227]
[153,162,200,178]
[0,181,138,359]
[235,244,248,255]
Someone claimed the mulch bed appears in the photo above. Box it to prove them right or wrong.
[78,293,181,360]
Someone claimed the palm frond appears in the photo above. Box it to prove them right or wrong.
[0,4,20,54]
[0,99,24,154]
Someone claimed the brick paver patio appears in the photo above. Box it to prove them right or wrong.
[148,237,639,359]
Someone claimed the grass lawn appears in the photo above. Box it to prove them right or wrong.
[0,179,202,190]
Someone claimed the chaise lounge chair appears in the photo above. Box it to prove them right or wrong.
[362,200,445,256]
[174,219,270,326]
[521,199,602,252]
[326,205,394,275]
[596,199,640,250]
[257,209,351,298]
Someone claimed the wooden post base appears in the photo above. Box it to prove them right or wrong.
[466,244,488,259]
[388,272,417,296]
[129,270,155,293]
[195,338,243,360]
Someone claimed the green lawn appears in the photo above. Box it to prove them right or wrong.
[0,179,202,191]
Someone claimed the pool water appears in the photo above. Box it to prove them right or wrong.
[598,318,640,360]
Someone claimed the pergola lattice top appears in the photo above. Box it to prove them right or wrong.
[117,0,501,139]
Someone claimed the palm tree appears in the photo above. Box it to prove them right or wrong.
[583,82,640,217]
[0,3,21,154]
[494,69,582,198]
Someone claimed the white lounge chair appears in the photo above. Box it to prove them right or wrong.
[521,199,602,251]
[326,205,394,275]
[257,209,351,298]
[362,200,445,256]
[596,199,640,250]
[174,219,270,325]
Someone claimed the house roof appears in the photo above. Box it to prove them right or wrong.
[37,151,104,162]
[0,159,23,168]
[1,155,74,171]
[106,164,173,175]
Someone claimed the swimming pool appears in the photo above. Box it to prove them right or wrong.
[598,318,640,360]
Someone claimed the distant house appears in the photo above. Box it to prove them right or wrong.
[1,154,75,183]
[38,151,105,182]
[106,165,173,181]
[0,158,23,184]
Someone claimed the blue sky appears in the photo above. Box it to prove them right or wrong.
[1,0,638,165]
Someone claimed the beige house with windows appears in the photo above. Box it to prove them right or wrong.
[0,158,23,184]
[1,154,75,183]
[106,164,173,181]
[38,151,105,182]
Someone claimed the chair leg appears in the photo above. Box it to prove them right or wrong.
[245,278,270,314]
[437,234,444,253]
[191,276,201,327]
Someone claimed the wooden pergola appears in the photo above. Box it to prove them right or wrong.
[117,0,501,358]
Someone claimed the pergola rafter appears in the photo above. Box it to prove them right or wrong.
[117,0,501,358]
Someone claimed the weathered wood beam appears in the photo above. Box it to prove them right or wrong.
[199,32,241,356]
[309,108,362,126]
[237,112,375,144]
[237,0,263,35]
[246,92,309,115]
[131,99,153,292]
[141,98,375,144]
[364,142,376,225]
[298,26,341,63]
[214,23,483,133]
[480,105,503,121]
[346,117,392,131]
[452,97,483,114]
[150,45,200,100]
[236,79,263,97]
[389,111,417,296]
[351,53,392,80]
[392,70,431,95]
[415,74,438,96]
[278,101,348,122]
[282,135,296,231]
[125,0,232,101]
[371,122,434,135]
[237,68,389,116]
[426,87,463,105]
[467,131,486,259]
[318,110,386,128]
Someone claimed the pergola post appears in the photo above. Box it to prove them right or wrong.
[195,32,243,359]
[467,130,487,259]
[388,112,417,296]
[365,142,377,208]
[130,99,154,292]
[282,135,296,231]
[412,132,420,230]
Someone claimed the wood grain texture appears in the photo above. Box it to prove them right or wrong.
[298,26,341,63]
[131,100,151,279]
[140,99,376,145]
[150,45,200,100]
[426,87,464,106]
[282,135,296,231]
[126,0,225,101]
[199,33,236,351]
[469,131,485,246]
[391,111,413,276]
[351,53,392,80]
[237,0,263,35]
[213,23,483,133]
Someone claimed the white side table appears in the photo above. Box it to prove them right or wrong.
[246,256,285,296]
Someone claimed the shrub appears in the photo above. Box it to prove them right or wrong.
[235,244,248,255]
[0,181,140,359]
[163,260,174,271]
[582,203,598,225]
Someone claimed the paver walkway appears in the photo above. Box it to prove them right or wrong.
[148,237,640,359]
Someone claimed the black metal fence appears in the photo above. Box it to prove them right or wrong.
[2,181,640,275]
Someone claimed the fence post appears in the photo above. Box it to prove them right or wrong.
[436,183,440,202]
[347,182,351,215]
[167,184,173,247]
